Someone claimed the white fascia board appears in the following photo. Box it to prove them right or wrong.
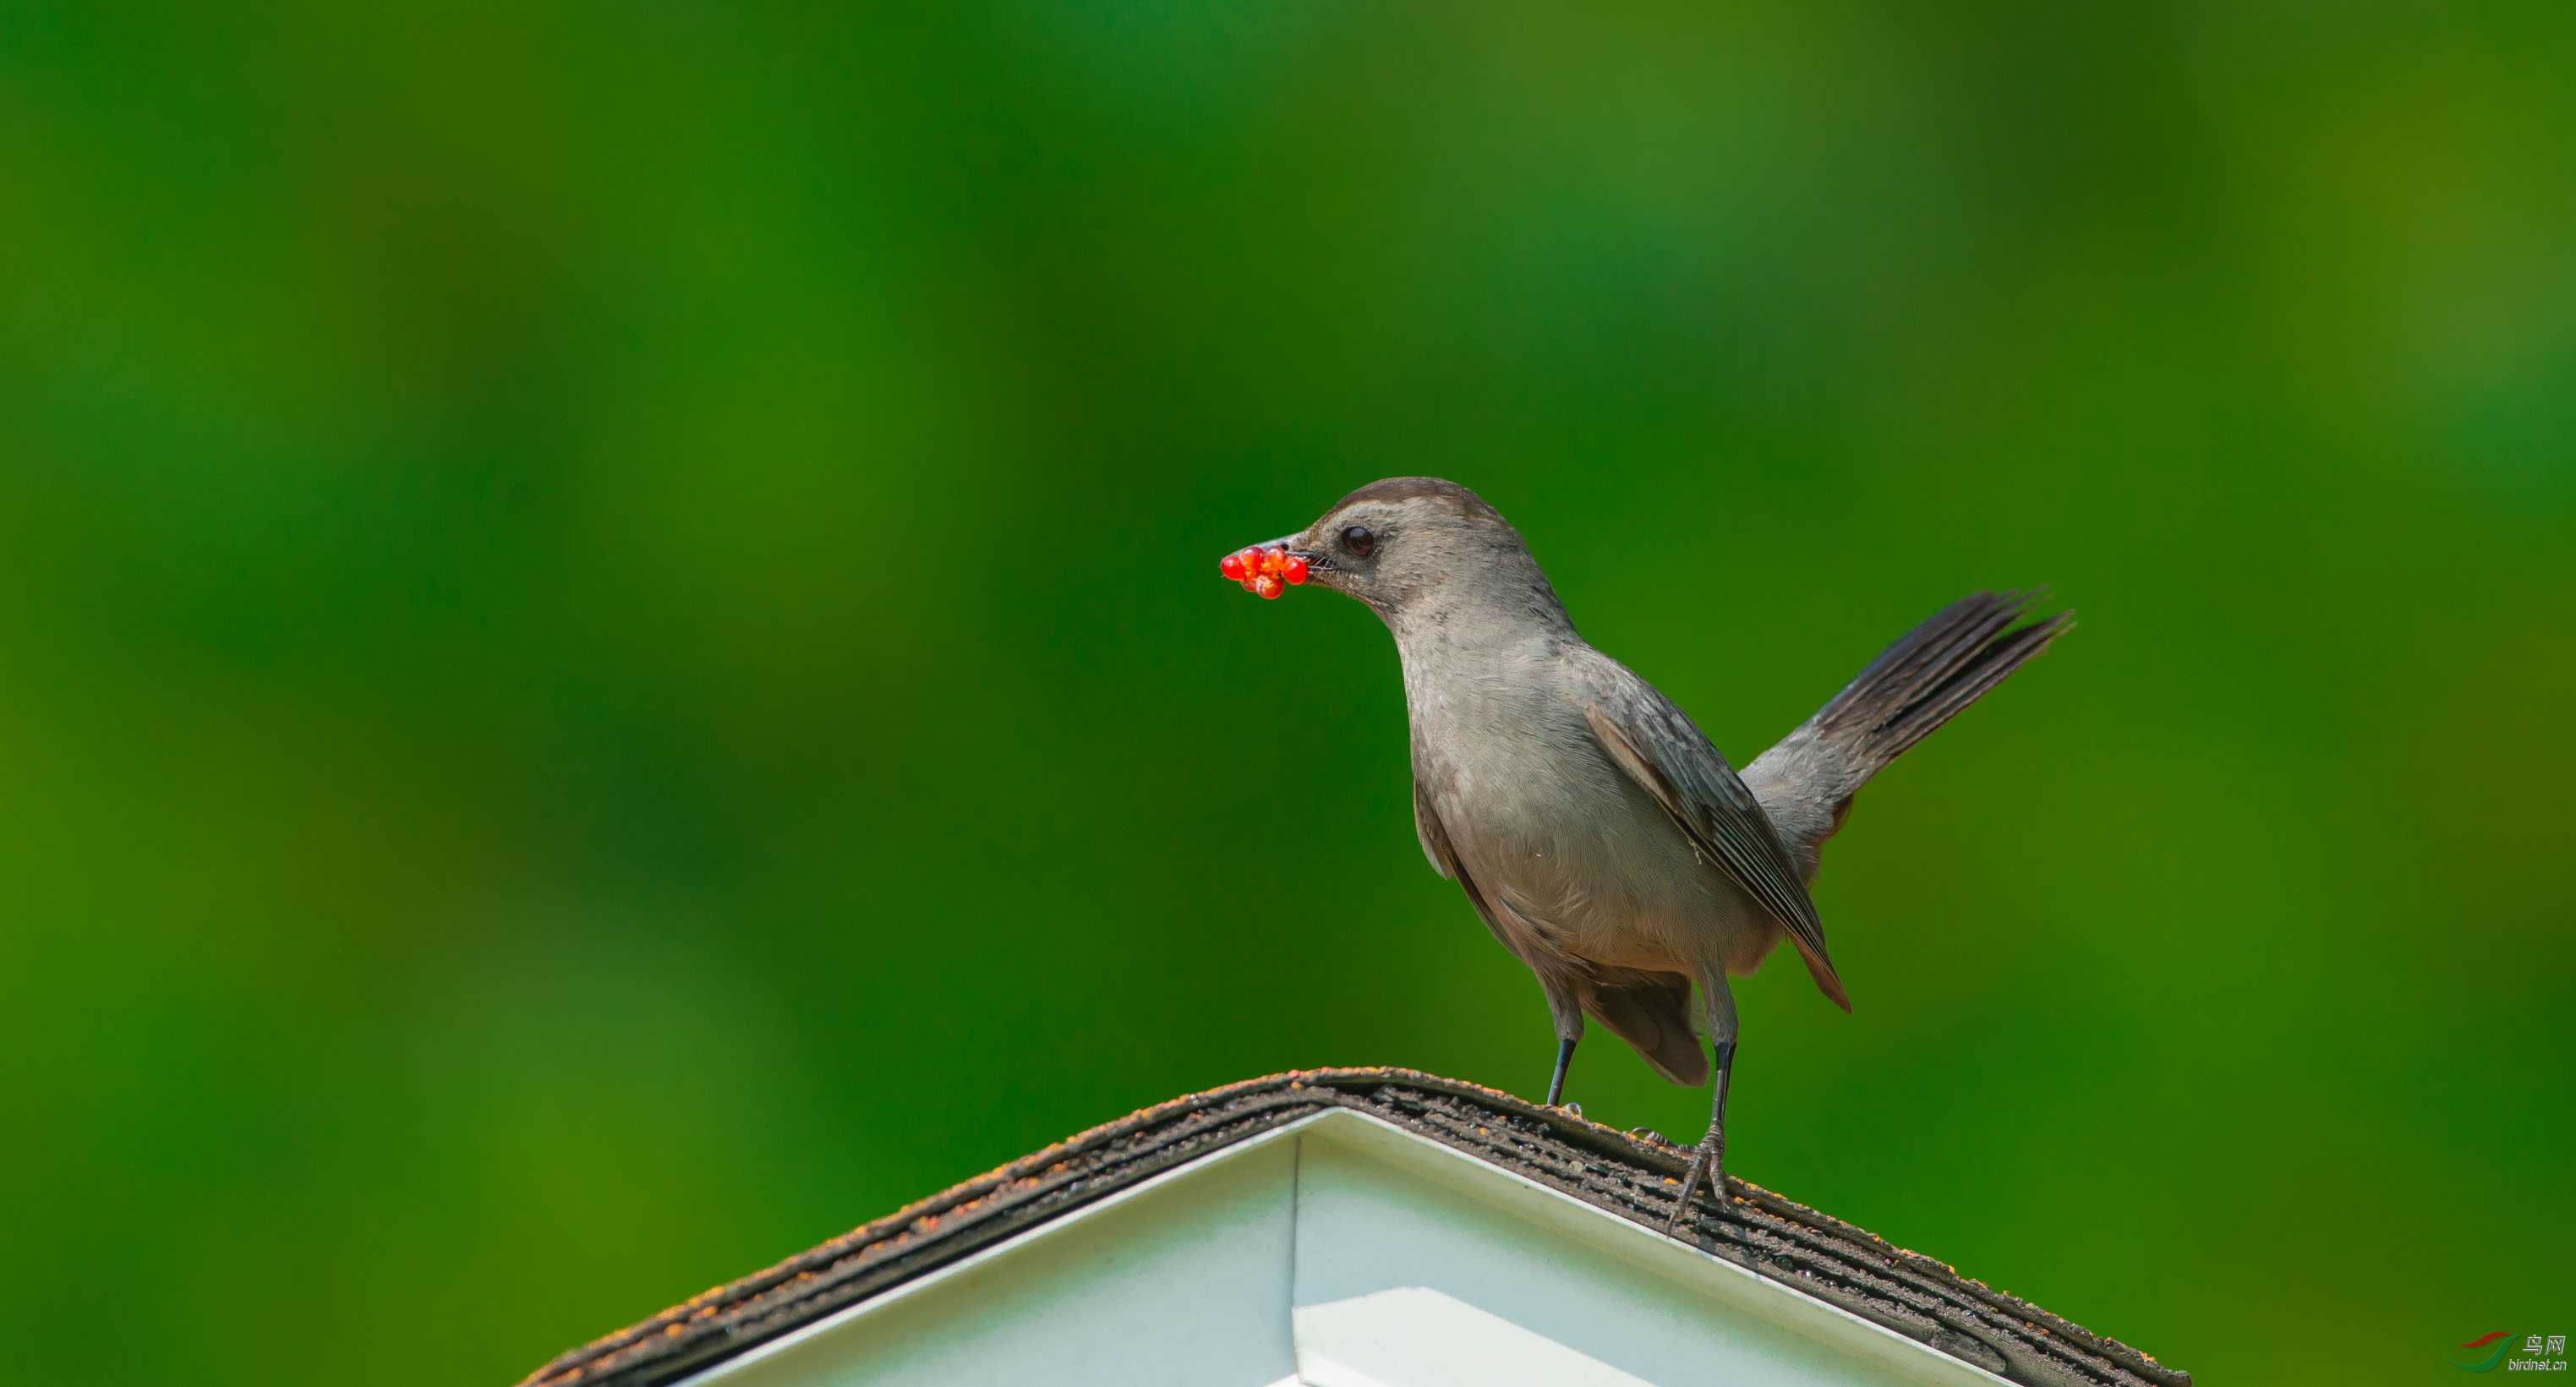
[688,1119,1305,1387]
[1291,1108,2010,1387]
[680,1106,2008,1387]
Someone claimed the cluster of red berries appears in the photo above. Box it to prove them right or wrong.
[1219,545,1308,599]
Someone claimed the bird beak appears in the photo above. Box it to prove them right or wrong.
[1218,535,1331,568]
[1263,533,1334,571]
[1216,532,1335,598]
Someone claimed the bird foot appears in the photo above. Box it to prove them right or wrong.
[1661,1136,1724,1235]
[1663,1136,1766,1276]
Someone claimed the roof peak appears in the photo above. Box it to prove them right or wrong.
[523,1068,2188,1387]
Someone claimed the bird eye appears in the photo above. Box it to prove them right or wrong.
[1342,525,1376,559]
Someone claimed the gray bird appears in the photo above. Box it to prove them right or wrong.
[1236,478,2070,1228]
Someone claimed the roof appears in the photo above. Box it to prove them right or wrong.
[520,1068,2190,1387]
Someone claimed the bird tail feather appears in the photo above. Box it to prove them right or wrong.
[1808,589,2072,783]
[1584,971,1708,1087]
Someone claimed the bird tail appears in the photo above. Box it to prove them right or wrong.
[1808,589,2071,784]
[1583,970,1708,1087]
[1747,589,2072,865]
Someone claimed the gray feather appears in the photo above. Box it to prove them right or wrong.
[1414,777,1589,1043]
[1568,648,1849,1010]
[1812,588,2072,773]
[1747,591,2071,874]
[1583,969,1708,1085]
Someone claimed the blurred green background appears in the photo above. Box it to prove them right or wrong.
[3,3,2570,1383]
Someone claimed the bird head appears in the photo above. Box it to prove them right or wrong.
[1229,478,1570,632]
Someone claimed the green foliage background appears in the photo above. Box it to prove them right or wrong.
[3,4,2570,1383]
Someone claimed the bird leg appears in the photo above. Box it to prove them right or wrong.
[1545,1036,1578,1107]
[1663,1039,1735,1231]
[1665,974,1742,1237]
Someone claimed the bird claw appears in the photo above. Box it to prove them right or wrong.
[1661,1138,1723,1235]
[1664,1139,1765,1278]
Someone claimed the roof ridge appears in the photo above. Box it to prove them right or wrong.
[521,1068,2189,1387]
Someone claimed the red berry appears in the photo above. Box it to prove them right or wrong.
[1283,555,1308,585]
[1255,574,1283,599]
[1219,552,1245,582]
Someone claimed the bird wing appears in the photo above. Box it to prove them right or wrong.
[1412,774,1456,882]
[1572,650,1851,1011]
[1414,776,1514,953]
[1416,775,1589,1040]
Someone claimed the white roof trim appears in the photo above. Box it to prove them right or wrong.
[683,1107,2009,1387]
